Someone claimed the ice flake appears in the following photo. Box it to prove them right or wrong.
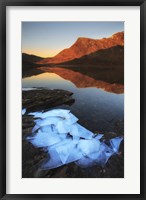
[77,138,100,156]
[76,124,94,139]
[72,136,80,145]
[32,124,40,133]
[65,146,83,164]
[41,125,57,133]
[94,143,114,166]
[64,113,78,125]
[70,124,79,136]
[22,108,26,115]
[69,123,94,139]
[39,109,70,119]
[27,128,61,147]
[55,139,75,164]
[22,87,39,91]
[75,156,94,168]
[95,134,104,140]
[41,148,63,170]
[56,120,70,134]
[28,109,70,119]
[59,134,68,140]
[87,151,101,161]
[35,116,62,127]
[28,112,42,117]
[110,137,123,153]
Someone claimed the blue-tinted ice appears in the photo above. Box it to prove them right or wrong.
[26,109,123,169]
[22,108,26,115]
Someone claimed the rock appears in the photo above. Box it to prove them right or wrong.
[22,89,75,112]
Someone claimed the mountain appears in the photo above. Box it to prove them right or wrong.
[38,31,124,64]
[61,45,124,66]
[22,53,45,73]
[22,53,44,64]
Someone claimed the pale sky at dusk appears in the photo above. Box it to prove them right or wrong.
[22,22,124,58]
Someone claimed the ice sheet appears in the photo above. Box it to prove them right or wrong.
[25,109,123,170]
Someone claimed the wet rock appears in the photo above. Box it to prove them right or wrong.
[22,89,74,112]
[22,139,48,178]
[102,131,118,141]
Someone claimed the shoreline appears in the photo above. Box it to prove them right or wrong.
[22,88,124,178]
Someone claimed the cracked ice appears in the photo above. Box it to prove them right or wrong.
[25,109,123,170]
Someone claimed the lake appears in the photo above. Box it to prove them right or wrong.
[22,68,124,134]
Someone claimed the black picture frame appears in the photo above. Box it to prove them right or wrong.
[0,0,145,199]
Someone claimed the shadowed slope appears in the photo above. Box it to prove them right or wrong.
[60,45,124,66]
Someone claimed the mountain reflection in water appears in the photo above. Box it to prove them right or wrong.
[39,67,124,93]
[22,69,124,133]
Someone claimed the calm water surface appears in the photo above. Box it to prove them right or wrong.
[22,72,124,133]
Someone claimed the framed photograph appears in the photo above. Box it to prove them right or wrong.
[0,0,145,199]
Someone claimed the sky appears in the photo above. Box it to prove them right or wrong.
[22,22,124,58]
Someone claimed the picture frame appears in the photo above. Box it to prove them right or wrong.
[0,0,145,199]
